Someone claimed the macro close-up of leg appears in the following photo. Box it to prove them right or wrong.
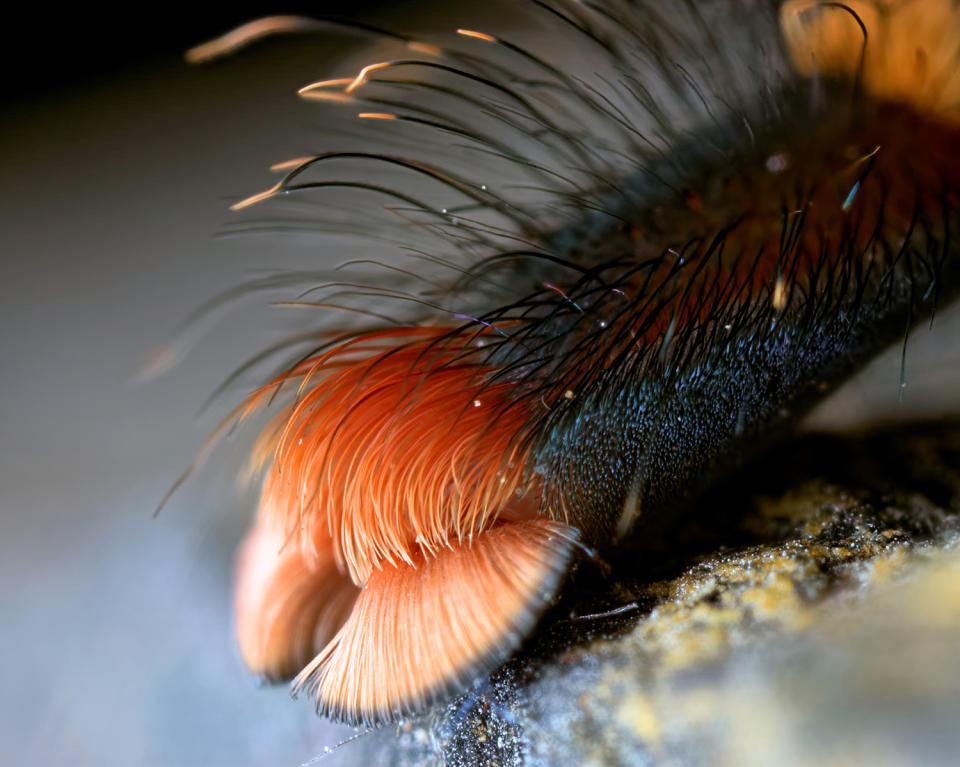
[4,1,960,765]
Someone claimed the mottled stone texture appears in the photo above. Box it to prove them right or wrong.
[325,421,960,766]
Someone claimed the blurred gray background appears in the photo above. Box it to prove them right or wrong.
[3,3,960,765]
[1,21,365,767]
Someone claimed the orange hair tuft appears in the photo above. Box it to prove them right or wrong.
[248,327,543,585]
[234,520,359,681]
[293,518,577,724]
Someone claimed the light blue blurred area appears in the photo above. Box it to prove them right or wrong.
[0,40,358,766]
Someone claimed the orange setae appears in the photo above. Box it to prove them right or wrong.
[293,518,577,724]
[249,327,545,585]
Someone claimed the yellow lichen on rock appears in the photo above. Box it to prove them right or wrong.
[615,691,663,748]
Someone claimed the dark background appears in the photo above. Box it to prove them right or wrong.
[4,4,391,102]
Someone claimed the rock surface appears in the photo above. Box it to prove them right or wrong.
[324,421,960,766]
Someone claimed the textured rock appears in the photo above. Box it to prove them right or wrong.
[323,421,960,766]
